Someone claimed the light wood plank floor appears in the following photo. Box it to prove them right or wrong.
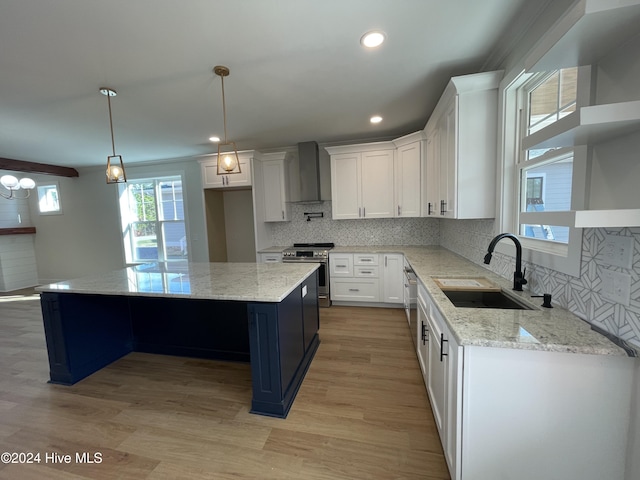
[0,291,450,479]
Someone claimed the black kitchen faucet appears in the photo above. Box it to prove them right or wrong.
[484,233,528,291]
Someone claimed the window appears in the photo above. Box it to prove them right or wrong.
[516,68,578,247]
[118,176,189,264]
[37,182,62,214]
[497,66,589,276]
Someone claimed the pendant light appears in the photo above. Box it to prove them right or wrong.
[213,66,241,175]
[100,87,127,184]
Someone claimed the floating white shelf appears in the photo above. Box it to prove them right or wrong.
[574,209,640,228]
[522,100,640,150]
[525,0,640,72]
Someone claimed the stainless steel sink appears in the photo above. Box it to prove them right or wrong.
[442,290,534,310]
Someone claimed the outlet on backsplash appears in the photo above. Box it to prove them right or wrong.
[600,269,631,306]
[602,234,634,269]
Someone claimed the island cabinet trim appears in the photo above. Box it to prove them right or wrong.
[39,270,320,419]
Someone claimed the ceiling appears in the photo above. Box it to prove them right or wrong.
[0,0,535,170]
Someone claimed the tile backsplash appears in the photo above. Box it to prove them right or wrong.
[440,219,640,350]
[269,201,440,246]
[269,207,640,349]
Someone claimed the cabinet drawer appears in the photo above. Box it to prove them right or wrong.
[330,254,353,277]
[354,254,379,266]
[260,253,282,263]
[354,266,379,278]
[331,278,380,302]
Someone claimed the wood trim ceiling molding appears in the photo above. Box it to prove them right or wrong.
[0,227,36,235]
[0,157,79,178]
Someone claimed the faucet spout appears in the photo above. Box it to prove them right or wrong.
[484,233,527,291]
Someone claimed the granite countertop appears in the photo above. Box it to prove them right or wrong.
[331,245,628,356]
[36,262,319,303]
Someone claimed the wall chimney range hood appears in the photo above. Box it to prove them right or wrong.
[297,141,322,203]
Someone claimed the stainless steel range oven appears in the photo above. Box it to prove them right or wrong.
[282,243,334,307]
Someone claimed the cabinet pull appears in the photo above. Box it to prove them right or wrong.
[358,207,361,218]
[397,205,401,216]
[337,264,347,268]
[440,333,448,362]
[428,202,433,215]
[363,207,366,217]
[385,256,387,267]
[348,288,360,292]
[282,210,284,220]
[421,321,428,345]
[361,270,372,274]
[440,200,447,216]
[361,258,371,262]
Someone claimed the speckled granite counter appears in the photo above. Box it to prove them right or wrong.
[37,262,319,302]
[331,246,627,356]
[257,246,289,254]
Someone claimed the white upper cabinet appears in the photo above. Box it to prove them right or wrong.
[327,133,426,220]
[327,143,395,220]
[424,71,503,219]
[393,131,426,218]
[199,151,253,189]
[261,153,291,222]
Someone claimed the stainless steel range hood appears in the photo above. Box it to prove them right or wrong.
[297,141,322,203]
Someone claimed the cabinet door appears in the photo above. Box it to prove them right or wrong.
[260,253,282,263]
[225,158,252,187]
[438,102,456,218]
[382,254,404,303]
[427,305,447,438]
[331,153,361,220]
[445,332,462,480]
[202,158,252,188]
[202,162,225,188]
[263,160,288,222]
[395,142,422,217]
[360,150,395,218]
[416,290,429,383]
[425,133,440,217]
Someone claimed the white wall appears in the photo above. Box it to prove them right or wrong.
[29,158,208,283]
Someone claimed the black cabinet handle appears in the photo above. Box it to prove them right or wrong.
[440,200,447,216]
[421,321,428,345]
[440,333,448,362]
[428,202,433,215]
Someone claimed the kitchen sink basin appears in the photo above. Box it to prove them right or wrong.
[443,290,534,310]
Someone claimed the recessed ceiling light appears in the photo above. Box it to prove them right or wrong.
[370,115,383,124]
[361,31,385,48]
[209,136,220,142]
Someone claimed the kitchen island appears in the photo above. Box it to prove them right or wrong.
[37,262,320,418]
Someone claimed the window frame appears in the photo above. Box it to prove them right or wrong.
[36,181,63,215]
[495,66,592,277]
[117,174,190,265]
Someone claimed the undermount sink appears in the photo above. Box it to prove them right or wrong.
[442,289,534,310]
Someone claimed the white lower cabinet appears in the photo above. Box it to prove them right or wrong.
[382,254,403,303]
[330,252,407,305]
[417,281,633,480]
[329,253,380,302]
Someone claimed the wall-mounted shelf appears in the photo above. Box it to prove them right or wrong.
[522,100,640,150]
[574,209,640,228]
[0,227,36,236]
[525,0,640,72]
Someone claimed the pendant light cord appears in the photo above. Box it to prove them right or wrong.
[106,92,116,156]
[220,75,228,143]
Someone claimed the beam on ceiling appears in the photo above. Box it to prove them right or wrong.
[0,157,79,178]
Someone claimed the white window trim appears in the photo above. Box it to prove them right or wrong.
[36,181,63,215]
[495,67,592,278]
[117,173,190,266]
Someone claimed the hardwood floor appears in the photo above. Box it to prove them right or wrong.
[0,292,450,479]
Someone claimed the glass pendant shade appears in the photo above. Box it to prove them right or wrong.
[217,141,241,174]
[0,175,20,190]
[106,155,127,184]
